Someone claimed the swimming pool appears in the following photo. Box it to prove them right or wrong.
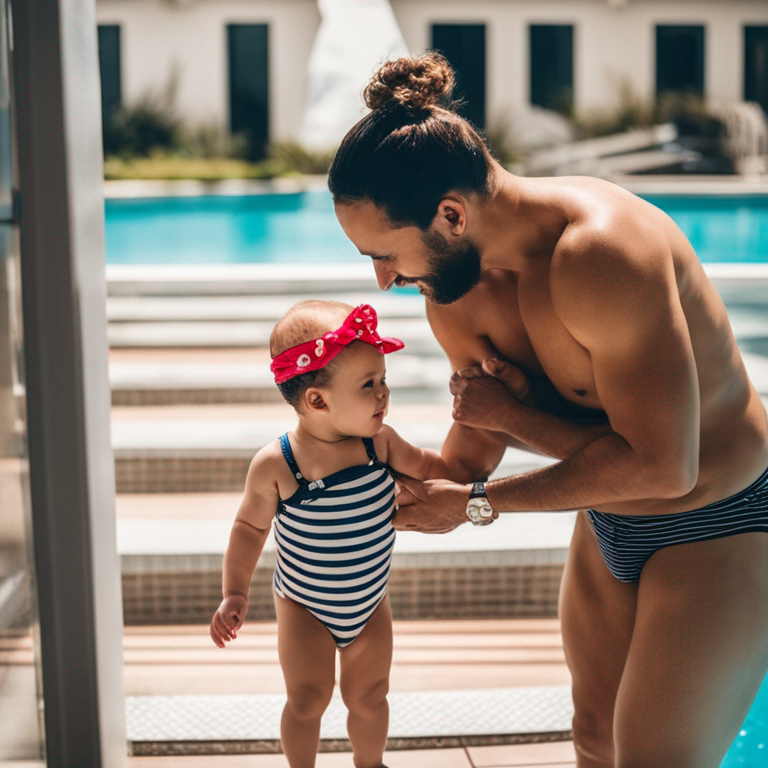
[721,671,767,768]
[103,189,768,266]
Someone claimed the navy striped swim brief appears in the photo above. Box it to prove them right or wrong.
[586,464,768,583]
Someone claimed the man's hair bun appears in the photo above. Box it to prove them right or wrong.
[363,52,455,112]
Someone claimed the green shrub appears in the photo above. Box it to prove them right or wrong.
[103,72,182,158]
[574,80,655,138]
[103,153,287,181]
[268,141,336,175]
[483,113,521,166]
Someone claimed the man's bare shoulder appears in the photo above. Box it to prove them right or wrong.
[550,198,677,346]
[552,182,671,277]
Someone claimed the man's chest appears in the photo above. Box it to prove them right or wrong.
[465,274,601,411]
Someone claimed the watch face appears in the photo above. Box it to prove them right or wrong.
[466,497,494,525]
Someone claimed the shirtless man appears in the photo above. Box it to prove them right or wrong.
[328,54,768,768]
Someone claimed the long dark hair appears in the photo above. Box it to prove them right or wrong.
[328,53,492,229]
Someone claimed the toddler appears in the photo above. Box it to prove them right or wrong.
[209,300,450,768]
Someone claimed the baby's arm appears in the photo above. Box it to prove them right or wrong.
[378,424,453,481]
[210,446,279,648]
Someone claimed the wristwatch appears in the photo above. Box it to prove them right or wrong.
[466,481,495,526]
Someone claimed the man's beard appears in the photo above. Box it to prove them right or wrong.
[414,229,483,305]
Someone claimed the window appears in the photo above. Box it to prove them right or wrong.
[529,25,574,114]
[97,25,121,135]
[656,25,705,100]
[745,26,768,114]
[227,24,269,161]
[431,24,486,130]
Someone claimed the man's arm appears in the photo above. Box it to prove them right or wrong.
[449,364,614,462]
[395,230,700,530]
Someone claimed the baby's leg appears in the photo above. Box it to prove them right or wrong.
[339,595,393,768]
[274,594,337,768]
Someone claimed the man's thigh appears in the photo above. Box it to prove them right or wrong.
[615,531,768,768]
[560,512,638,763]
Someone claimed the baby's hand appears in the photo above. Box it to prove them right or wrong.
[210,594,248,648]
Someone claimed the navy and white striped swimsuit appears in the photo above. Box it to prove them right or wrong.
[587,464,768,583]
[273,433,396,647]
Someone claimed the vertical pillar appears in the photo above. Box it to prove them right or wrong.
[10,0,126,765]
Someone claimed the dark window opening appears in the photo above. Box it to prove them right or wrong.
[529,24,574,115]
[656,25,705,100]
[97,24,121,150]
[227,24,269,161]
[745,26,768,115]
[431,23,487,130]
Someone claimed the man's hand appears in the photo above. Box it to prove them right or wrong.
[393,476,470,533]
[451,358,534,431]
[210,594,248,648]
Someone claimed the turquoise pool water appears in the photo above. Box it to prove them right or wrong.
[103,189,768,265]
[721,672,767,767]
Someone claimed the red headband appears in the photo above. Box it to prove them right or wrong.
[270,304,405,383]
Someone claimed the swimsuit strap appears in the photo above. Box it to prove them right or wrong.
[362,437,379,464]
[279,433,309,485]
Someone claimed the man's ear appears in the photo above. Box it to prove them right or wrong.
[431,197,467,238]
[304,388,328,412]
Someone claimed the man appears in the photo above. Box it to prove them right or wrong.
[328,53,768,768]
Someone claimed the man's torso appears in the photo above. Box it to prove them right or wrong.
[429,177,768,515]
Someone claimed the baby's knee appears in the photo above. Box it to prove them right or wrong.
[285,683,333,722]
[340,676,389,716]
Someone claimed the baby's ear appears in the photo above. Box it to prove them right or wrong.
[305,388,328,412]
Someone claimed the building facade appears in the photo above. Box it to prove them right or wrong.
[95,0,768,153]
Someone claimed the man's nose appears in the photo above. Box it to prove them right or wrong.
[373,260,397,291]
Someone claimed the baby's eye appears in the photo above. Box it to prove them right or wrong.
[363,380,374,389]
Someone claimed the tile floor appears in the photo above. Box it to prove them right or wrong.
[126,740,577,767]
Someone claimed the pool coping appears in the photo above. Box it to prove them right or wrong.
[102,174,768,200]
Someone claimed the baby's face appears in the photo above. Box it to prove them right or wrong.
[321,342,390,437]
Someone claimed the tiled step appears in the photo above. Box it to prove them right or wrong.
[107,317,441,351]
[117,507,574,625]
[126,686,574,756]
[105,262,768,306]
[109,354,450,406]
[122,618,570,697]
[106,263,380,297]
[107,292,423,322]
[112,432,551,494]
[109,351,768,410]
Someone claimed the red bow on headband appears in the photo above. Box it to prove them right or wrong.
[270,304,405,383]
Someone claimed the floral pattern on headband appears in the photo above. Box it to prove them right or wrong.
[270,304,405,383]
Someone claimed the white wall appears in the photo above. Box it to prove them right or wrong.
[96,0,319,143]
[97,0,767,145]
[393,0,768,126]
